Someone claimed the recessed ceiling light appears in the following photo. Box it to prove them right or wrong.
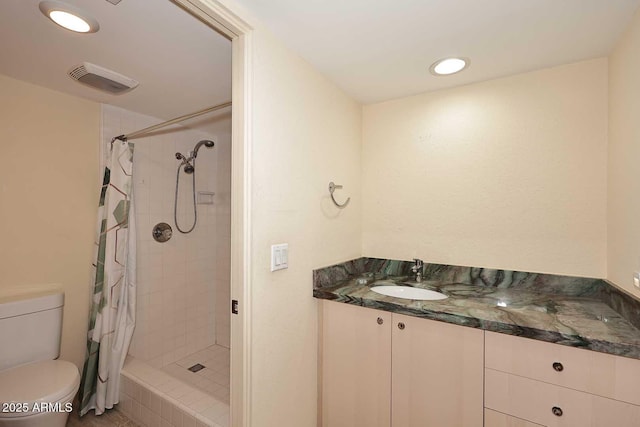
[429,57,469,76]
[39,1,99,33]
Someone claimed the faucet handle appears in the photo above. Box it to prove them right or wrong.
[411,258,423,272]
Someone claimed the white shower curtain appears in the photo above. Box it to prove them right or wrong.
[78,138,137,416]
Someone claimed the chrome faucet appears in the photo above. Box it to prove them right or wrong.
[411,258,424,283]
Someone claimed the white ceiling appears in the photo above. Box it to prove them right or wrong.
[0,0,231,132]
[235,0,640,103]
[2,1,638,115]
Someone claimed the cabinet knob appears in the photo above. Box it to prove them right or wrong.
[552,362,564,372]
[377,317,384,325]
[552,406,563,417]
[397,322,405,330]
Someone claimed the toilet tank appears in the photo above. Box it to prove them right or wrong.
[0,290,64,371]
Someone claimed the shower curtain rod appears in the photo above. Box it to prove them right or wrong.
[111,101,232,143]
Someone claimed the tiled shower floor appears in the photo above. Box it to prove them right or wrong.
[162,345,230,405]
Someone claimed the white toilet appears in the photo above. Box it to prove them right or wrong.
[0,290,80,427]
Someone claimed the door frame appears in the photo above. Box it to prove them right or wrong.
[171,1,253,425]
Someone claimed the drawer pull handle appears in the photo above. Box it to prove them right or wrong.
[398,322,405,330]
[377,317,384,325]
[552,406,563,417]
[552,362,564,372]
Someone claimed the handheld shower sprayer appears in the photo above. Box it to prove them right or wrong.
[192,140,214,158]
[174,139,216,234]
[175,140,214,174]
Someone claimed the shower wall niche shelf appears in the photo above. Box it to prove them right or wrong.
[197,191,215,205]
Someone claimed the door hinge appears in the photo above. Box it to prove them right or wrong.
[231,299,239,315]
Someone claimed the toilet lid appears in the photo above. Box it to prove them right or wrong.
[0,360,80,418]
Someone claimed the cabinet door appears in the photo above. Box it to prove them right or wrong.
[485,409,545,427]
[392,314,484,427]
[321,301,392,427]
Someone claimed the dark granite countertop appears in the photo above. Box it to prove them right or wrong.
[313,258,640,360]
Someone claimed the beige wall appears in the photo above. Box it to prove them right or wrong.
[362,59,608,277]
[0,74,99,369]
[249,28,362,426]
[608,9,640,295]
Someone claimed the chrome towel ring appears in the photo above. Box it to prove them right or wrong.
[329,182,350,208]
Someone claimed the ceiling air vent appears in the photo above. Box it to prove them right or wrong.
[68,62,138,94]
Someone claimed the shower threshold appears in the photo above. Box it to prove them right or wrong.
[118,349,230,427]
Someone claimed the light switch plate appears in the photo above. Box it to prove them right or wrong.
[271,243,288,272]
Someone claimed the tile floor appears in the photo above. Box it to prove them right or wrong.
[162,345,230,405]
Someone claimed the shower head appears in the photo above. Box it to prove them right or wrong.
[175,140,214,174]
[192,140,215,158]
[175,152,195,173]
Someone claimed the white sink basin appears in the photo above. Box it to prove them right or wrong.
[371,285,447,301]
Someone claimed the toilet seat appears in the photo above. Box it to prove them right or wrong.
[0,360,80,419]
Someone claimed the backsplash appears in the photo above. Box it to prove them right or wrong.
[599,284,640,331]
[313,257,605,296]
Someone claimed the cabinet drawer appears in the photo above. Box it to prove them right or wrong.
[485,409,544,427]
[485,331,640,405]
[485,368,640,427]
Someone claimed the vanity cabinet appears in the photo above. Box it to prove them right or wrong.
[321,300,392,427]
[320,300,484,427]
[484,331,640,427]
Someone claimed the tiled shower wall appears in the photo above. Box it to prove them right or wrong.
[102,104,231,368]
